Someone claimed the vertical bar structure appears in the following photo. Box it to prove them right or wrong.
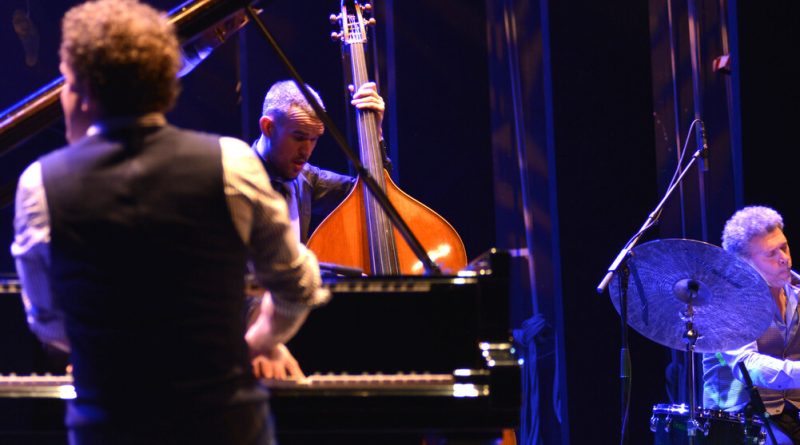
[687,0,709,244]
[686,0,709,422]
[486,0,569,443]
[237,31,251,140]
[721,0,744,208]
[382,0,400,181]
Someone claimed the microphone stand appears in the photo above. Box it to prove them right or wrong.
[596,143,704,294]
[597,144,706,444]
[242,4,440,275]
[617,262,632,445]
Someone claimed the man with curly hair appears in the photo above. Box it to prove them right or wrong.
[703,205,800,444]
[10,0,327,443]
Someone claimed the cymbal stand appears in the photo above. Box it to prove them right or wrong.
[680,281,700,444]
[617,260,632,445]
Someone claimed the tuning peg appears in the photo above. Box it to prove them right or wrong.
[330,31,342,42]
[366,18,377,27]
[329,13,340,24]
[363,3,373,12]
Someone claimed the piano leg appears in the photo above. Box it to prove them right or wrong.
[0,398,66,444]
[422,430,517,445]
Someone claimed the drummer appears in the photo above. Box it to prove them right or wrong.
[703,206,800,444]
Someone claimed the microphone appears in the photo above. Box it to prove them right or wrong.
[699,120,709,172]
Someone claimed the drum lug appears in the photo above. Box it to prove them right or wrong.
[687,418,696,436]
[701,419,711,436]
[756,429,767,445]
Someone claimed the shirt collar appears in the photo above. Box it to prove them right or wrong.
[86,113,166,136]
[785,283,799,318]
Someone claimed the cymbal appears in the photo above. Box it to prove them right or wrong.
[608,238,772,353]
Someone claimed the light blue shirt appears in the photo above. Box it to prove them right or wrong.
[703,284,800,415]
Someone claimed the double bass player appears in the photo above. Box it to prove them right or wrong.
[250,4,466,377]
[251,79,387,244]
[248,79,386,379]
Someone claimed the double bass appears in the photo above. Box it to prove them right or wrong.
[308,1,467,275]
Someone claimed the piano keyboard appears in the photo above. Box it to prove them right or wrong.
[0,371,488,399]
[266,371,489,398]
[0,278,21,295]
[0,374,75,399]
[271,372,451,386]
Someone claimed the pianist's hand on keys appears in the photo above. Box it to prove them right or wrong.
[252,343,306,380]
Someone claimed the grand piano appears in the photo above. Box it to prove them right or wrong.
[269,249,520,443]
[0,250,520,444]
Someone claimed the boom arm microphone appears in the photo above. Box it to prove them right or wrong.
[699,119,709,172]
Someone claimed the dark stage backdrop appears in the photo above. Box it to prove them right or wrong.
[546,0,666,443]
[738,0,798,228]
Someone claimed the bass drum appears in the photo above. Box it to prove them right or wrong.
[650,404,766,445]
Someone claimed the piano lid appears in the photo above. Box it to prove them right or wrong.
[0,0,259,159]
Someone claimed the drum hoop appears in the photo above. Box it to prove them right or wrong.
[651,403,764,426]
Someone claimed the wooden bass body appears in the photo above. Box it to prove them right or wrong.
[308,171,467,275]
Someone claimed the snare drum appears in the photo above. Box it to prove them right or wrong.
[650,404,765,445]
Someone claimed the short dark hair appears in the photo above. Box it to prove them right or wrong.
[262,80,325,122]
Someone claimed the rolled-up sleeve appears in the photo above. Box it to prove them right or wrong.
[220,137,329,324]
[10,161,69,352]
[724,341,800,391]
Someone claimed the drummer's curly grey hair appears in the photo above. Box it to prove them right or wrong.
[722,206,784,257]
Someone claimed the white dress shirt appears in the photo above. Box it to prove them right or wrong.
[11,124,329,352]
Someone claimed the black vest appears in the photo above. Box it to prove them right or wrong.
[41,125,260,426]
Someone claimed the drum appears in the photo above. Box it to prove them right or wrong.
[650,404,766,445]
